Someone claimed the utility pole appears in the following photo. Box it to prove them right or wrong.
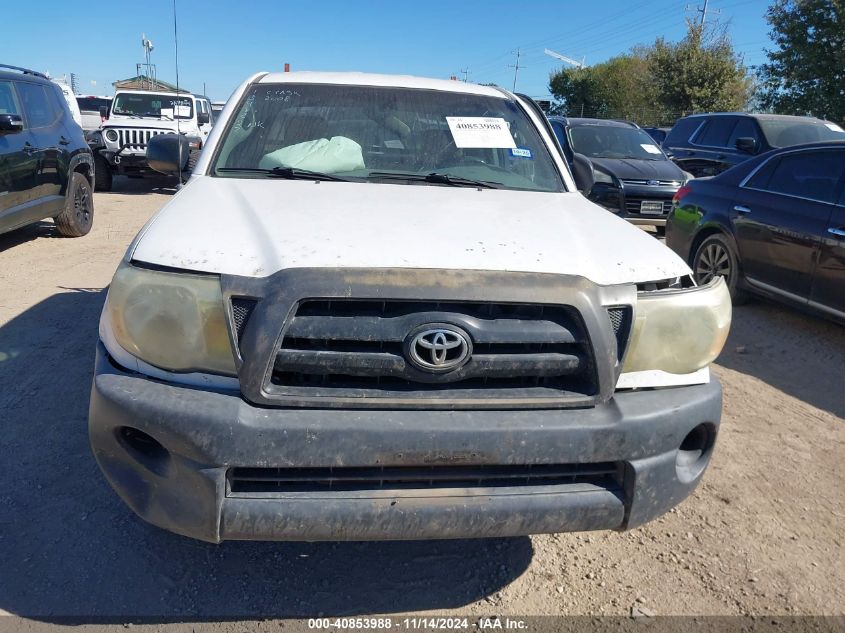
[508,49,524,92]
[686,0,719,26]
[460,68,470,83]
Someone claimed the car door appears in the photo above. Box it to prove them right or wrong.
[733,149,843,301]
[16,80,66,217]
[810,164,845,317]
[726,117,762,164]
[688,117,738,176]
[0,79,40,233]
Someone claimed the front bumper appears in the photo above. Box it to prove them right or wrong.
[97,147,155,175]
[589,183,679,226]
[89,343,722,543]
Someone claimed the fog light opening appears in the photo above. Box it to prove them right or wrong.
[116,426,171,476]
[675,423,715,483]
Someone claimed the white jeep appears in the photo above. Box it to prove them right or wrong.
[90,72,731,543]
[90,89,213,190]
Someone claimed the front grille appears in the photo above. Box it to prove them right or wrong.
[624,197,673,216]
[621,179,681,187]
[606,306,632,360]
[228,462,622,495]
[231,297,257,345]
[115,128,167,151]
[268,300,598,405]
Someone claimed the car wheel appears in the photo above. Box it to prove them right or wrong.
[55,172,94,237]
[94,156,112,192]
[692,234,746,303]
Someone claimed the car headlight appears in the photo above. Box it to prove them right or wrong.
[622,277,731,375]
[104,129,119,142]
[107,262,236,375]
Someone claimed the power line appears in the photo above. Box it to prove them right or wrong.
[460,68,470,82]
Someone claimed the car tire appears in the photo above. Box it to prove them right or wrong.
[692,234,747,303]
[94,156,112,192]
[187,148,200,172]
[55,172,94,237]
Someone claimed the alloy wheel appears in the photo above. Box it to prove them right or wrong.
[695,241,731,285]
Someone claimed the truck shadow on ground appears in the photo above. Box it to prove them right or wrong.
[0,288,532,620]
[716,298,845,419]
[101,175,180,196]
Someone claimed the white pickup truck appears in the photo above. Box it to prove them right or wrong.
[89,71,731,543]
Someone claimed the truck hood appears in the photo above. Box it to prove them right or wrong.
[130,177,691,286]
[103,117,184,131]
[589,156,686,182]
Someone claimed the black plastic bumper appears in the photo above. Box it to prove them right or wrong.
[89,343,722,543]
[97,149,155,175]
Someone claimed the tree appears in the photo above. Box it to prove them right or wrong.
[757,0,845,122]
[648,22,752,114]
[548,23,752,126]
[549,54,660,123]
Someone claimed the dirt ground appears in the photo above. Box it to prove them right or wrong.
[0,177,843,628]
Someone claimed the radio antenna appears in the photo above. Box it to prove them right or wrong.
[172,0,183,184]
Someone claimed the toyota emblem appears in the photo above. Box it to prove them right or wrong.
[405,326,471,373]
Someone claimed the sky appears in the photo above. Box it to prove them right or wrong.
[1,0,774,102]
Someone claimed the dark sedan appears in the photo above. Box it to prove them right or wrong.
[548,117,689,232]
[666,141,845,323]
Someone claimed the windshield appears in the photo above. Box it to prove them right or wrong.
[112,93,194,120]
[568,125,667,160]
[211,83,564,192]
[758,118,845,147]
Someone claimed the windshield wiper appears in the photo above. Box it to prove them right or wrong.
[216,166,350,182]
[367,171,501,189]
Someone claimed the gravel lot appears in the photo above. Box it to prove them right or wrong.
[1,179,843,627]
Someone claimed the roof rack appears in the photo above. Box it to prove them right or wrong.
[0,64,48,79]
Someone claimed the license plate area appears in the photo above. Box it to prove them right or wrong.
[640,200,664,215]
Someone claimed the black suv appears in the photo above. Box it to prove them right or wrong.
[548,117,688,231]
[662,112,845,178]
[0,64,94,238]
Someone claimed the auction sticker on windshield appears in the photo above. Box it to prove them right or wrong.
[640,144,662,154]
[446,117,516,149]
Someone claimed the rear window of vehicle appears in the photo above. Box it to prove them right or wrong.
[76,97,111,112]
[664,118,703,147]
[758,119,845,147]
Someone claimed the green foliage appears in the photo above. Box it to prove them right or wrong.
[649,24,752,114]
[548,23,752,126]
[757,0,845,123]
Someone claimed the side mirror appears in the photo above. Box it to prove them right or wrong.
[99,105,110,119]
[147,133,191,175]
[570,152,595,193]
[197,112,210,125]
[0,113,24,134]
[735,137,757,154]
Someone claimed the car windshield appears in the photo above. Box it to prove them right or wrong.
[757,118,845,147]
[211,83,564,192]
[568,125,667,161]
[112,93,194,119]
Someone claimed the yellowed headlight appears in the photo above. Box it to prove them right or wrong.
[623,277,732,375]
[107,262,236,375]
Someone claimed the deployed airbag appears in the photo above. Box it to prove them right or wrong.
[260,136,365,173]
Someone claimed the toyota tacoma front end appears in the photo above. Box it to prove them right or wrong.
[89,71,731,542]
